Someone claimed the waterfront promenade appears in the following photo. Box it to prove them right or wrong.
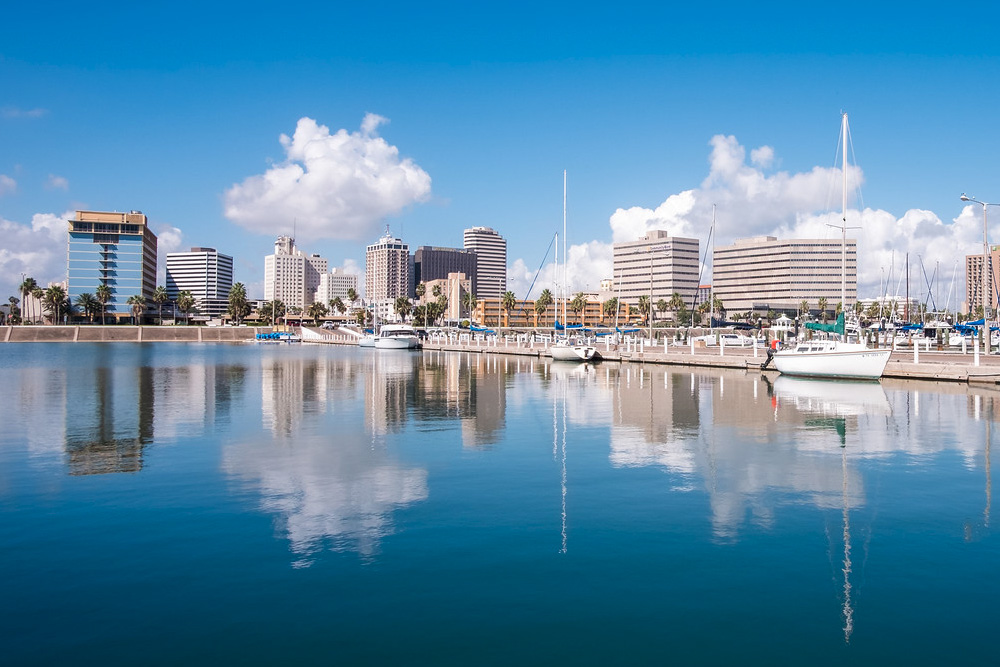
[5,325,1000,384]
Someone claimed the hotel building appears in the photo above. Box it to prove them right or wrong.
[315,268,359,307]
[67,210,158,321]
[366,230,411,321]
[165,247,234,319]
[611,231,700,308]
[463,226,507,300]
[713,235,857,314]
[264,236,328,311]
[413,246,478,297]
[965,245,1000,316]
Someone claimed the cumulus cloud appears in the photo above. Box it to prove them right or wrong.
[46,174,69,190]
[154,225,184,286]
[0,211,72,296]
[224,114,431,243]
[0,174,16,196]
[511,133,980,301]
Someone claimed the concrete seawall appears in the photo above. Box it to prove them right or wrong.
[1,325,263,343]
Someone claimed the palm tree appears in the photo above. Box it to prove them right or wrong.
[126,294,146,325]
[18,277,37,325]
[329,297,346,316]
[571,292,588,326]
[176,290,195,325]
[463,292,477,321]
[31,287,44,324]
[799,299,810,320]
[394,296,412,322]
[818,297,829,323]
[43,285,67,324]
[655,298,668,325]
[228,283,250,325]
[152,286,169,325]
[7,296,20,324]
[637,295,651,325]
[603,297,619,323]
[346,288,358,311]
[96,284,112,325]
[668,292,685,319]
[306,301,328,325]
[501,291,517,328]
[537,288,553,326]
[74,293,98,323]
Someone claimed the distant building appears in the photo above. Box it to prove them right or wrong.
[421,272,472,322]
[463,226,507,300]
[67,210,157,320]
[165,247,234,319]
[413,246,478,297]
[315,268,359,307]
[366,229,411,322]
[965,245,1000,315]
[713,235,857,315]
[612,231,700,308]
[696,284,712,307]
[264,236,327,311]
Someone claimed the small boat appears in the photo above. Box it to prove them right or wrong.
[358,333,378,348]
[550,338,597,361]
[254,331,301,344]
[374,324,419,349]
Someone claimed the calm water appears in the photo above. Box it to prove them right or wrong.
[0,343,996,665]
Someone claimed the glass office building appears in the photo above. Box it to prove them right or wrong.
[67,210,158,320]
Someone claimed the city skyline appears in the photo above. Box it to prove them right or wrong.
[3,2,1000,311]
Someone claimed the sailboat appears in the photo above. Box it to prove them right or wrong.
[550,171,598,362]
[772,114,891,380]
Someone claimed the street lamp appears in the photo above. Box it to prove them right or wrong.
[960,194,998,328]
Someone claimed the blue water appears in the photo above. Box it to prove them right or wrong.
[0,343,996,665]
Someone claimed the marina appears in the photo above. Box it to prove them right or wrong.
[1,342,997,664]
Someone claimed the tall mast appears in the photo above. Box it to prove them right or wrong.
[709,204,716,333]
[563,170,568,326]
[841,112,848,312]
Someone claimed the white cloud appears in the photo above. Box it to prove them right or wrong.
[0,211,72,296]
[46,174,69,190]
[154,225,184,286]
[529,133,981,301]
[0,174,16,196]
[1,106,47,119]
[224,114,432,243]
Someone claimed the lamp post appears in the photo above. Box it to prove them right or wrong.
[961,195,997,350]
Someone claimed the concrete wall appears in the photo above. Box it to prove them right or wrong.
[1,325,266,343]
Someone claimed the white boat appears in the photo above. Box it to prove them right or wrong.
[550,338,597,361]
[374,324,419,349]
[358,333,378,348]
[772,113,891,381]
[717,332,758,347]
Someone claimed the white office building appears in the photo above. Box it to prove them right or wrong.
[165,247,234,318]
[315,268,359,308]
[612,231,700,307]
[264,236,328,311]
[463,226,507,300]
[366,230,411,321]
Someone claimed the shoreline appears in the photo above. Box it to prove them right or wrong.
[4,325,999,385]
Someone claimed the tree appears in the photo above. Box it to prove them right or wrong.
[126,294,146,325]
[668,292,685,318]
[7,296,20,324]
[602,297,619,323]
[176,290,196,324]
[346,288,358,310]
[501,291,517,327]
[463,292,478,320]
[96,284,112,325]
[534,298,547,327]
[432,284,443,298]
[31,287,44,323]
[537,288,553,326]
[43,285,67,324]
[19,277,37,325]
[306,301,328,325]
[655,298,668,324]
[152,286,169,325]
[799,300,810,319]
[74,293,98,323]
[394,296,411,322]
[818,297,828,323]
[571,292,588,325]
[329,297,346,316]
[227,283,251,325]
[637,295,651,325]
[260,300,285,325]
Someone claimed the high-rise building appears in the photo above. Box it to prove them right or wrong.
[965,245,1000,315]
[713,235,857,314]
[315,268,359,307]
[67,210,158,320]
[463,226,507,300]
[264,236,328,311]
[165,247,234,318]
[366,229,411,321]
[612,231,700,307]
[413,246,478,297]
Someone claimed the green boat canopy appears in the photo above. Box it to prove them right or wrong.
[804,312,845,336]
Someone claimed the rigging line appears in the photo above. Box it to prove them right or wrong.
[516,231,557,322]
[691,217,715,314]
[917,255,937,314]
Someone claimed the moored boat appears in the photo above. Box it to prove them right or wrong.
[374,324,419,349]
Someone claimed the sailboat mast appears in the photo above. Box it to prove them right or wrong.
[841,112,848,312]
[563,170,568,327]
[710,204,716,333]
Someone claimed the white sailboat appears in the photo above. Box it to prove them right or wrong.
[772,114,891,380]
[550,170,598,363]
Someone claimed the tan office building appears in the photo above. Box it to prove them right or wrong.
[611,231,700,308]
[713,235,857,314]
[965,245,1000,316]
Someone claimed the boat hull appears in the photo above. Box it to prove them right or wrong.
[374,336,418,350]
[550,344,597,362]
[772,346,891,380]
[358,335,377,348]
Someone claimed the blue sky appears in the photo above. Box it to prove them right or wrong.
[4,1,1000,308]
